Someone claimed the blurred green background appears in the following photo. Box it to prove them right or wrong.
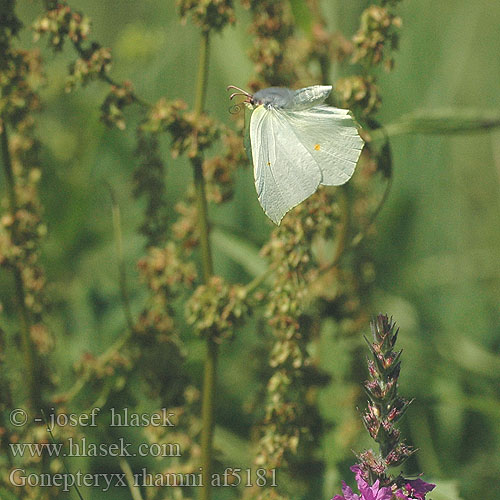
[4,1,500,500]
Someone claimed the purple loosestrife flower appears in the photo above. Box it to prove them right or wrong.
[332,470,435,500]
[331,315,436,500]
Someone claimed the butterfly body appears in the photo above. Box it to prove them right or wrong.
[252,87,294,108]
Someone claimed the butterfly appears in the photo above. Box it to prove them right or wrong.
[228,85,364,225]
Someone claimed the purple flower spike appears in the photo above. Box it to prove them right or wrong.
[330,317,438,500]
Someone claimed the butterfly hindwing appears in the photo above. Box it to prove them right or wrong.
[287,85,332,110]
[285,106,364,186]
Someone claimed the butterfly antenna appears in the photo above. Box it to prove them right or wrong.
[227,85,253,102]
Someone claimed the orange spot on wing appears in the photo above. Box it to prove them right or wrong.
[314,144,321,151]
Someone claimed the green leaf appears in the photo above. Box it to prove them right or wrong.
[211,228,266,277]
[427,480,464,500]
[440,338,500,379]
[371,109,500,141]
[214,425,252,467]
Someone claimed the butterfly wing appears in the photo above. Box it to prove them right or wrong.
[286,85,332,110]
[285,106,364,185]
[250,105,322,225]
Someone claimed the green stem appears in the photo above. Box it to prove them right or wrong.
[331,185,350,267]
[72,37,149,108]
[351,174,392,248]
[192,31,218,500]
[108,185,135,334]
[308,0,331,85]
[193,158,214,281]
[42,409,86,500]
[193,32,213,281]
[245,270,269,294]
[201,337,217,497]
[1,122,17,212]
[120,459,145,500]
[1,119,40,410]
[369,109,500,142]
[57,323,133,404]
[194,32,211,120]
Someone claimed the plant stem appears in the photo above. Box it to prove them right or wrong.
[57,322,133,404]
[193,31,214,282]
[194,32,211,121]
[120,459,145,500]
[192,30,218,500]
[309,0,331,85]
[369,108,500,142]
[201,336,217,497]
[1,119,40,410]
[331,185,350,266]
[351,174,392,249]
[108,185,135,334]
[193,158,214,281]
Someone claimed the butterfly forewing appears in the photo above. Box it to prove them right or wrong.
[250,106,322,225]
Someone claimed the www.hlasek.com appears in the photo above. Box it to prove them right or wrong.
[10,468,278,492]
[10,437,182,458]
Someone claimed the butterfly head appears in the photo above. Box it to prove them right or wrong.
[227,85,297,112]
[227,85,255,113]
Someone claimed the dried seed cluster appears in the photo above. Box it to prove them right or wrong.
[186,276,250,342]
[336,1,403,117]
[178,0,236,33]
